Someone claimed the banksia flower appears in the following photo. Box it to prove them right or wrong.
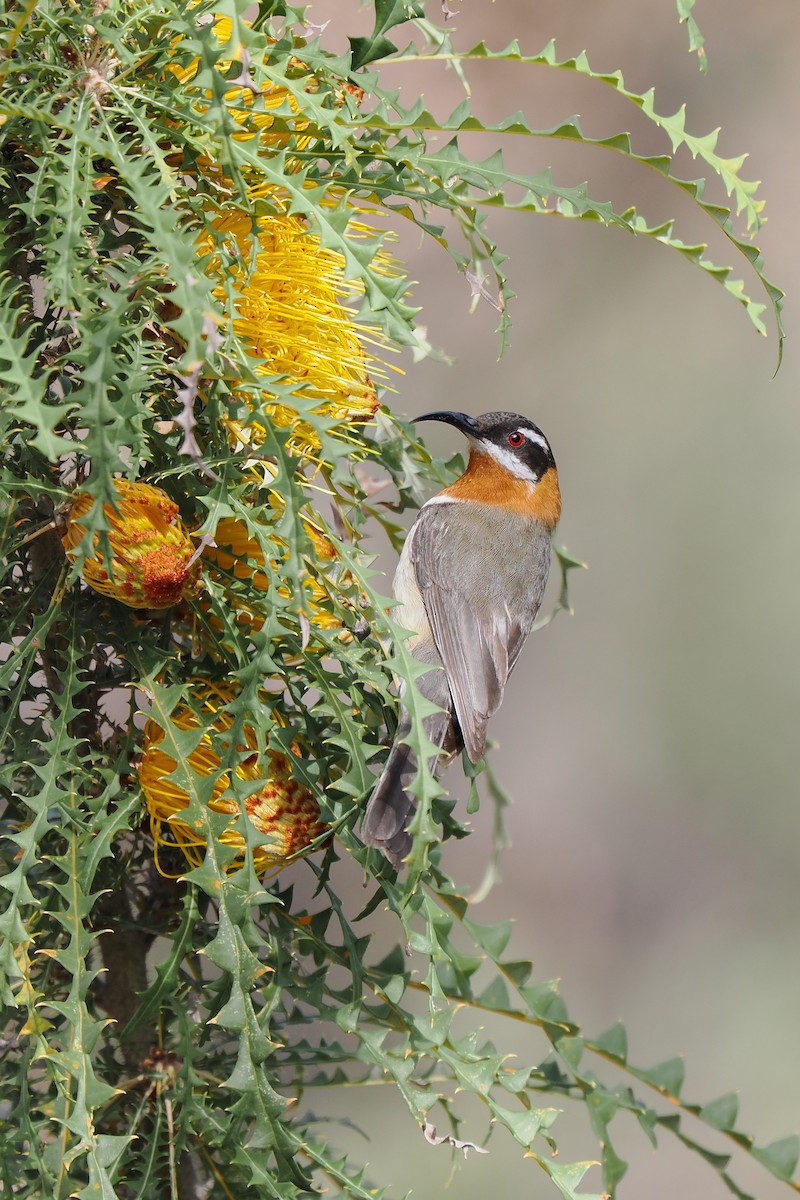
[166,18,397,459]
[163,14,399,459]
[201,515,341,639]
[62,480,200,609]
[168,17,324,155]
[139,681,327,877]
[205,208,386,456]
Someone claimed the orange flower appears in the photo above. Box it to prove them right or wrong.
[139,680,327,877]
[200,515,341,639]
[62,480,200,609]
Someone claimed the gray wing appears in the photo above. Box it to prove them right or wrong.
[410,502,551,763]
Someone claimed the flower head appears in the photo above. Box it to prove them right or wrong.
[139,680,327,877]
[204,207,391,457]
[168,17,320,154]
[62,480,200,609]
[200,514,342,642]
[164,16,399,460]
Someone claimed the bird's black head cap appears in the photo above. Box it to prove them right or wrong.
[417,410,556,480]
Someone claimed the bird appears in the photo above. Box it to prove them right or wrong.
[362,409,561,868]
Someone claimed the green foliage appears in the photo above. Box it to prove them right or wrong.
[0,2,788,1199]
[676,0,708,72]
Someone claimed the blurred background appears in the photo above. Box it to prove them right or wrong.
[308,2,800,1195]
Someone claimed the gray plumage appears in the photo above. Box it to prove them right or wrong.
[362,501,552,867]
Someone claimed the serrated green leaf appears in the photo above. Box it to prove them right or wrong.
[350,0,426,69]
[591,1022,628,1062]
[535,1156,603,1200]
[373,38,783,356]
[752,1135,800,1181]
[462,916,513,958]
[639,1056,685,1097]
[699,1092,740,1133]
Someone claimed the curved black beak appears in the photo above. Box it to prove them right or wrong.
[414,410,480,438]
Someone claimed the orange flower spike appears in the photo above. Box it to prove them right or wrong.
[304,521,337,563]
[204,516,272,590]
[200,514,340,641]
[139,683,327,877]
[62,480,200,610]
[245,752,328,864]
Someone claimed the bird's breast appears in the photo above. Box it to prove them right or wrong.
[441,454,561,529]
[414,498,553,622]
[392,523,432,647]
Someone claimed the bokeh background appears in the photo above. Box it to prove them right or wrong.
[309,2,800,1195]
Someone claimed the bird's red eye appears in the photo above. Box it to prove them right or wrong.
[507,431,525,447]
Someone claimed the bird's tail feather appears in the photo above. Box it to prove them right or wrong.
[361,729,417,869]
[362,705,462,869]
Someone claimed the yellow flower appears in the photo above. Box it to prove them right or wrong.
[139,680,327,877]
[168,17,319,153]
[205,207,385,456]
[200,515,341,640]
[165,16,400,457]
[62,480,200,609]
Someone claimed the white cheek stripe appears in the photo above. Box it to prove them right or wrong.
[521,428,550,452]
[477,438,538,482]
